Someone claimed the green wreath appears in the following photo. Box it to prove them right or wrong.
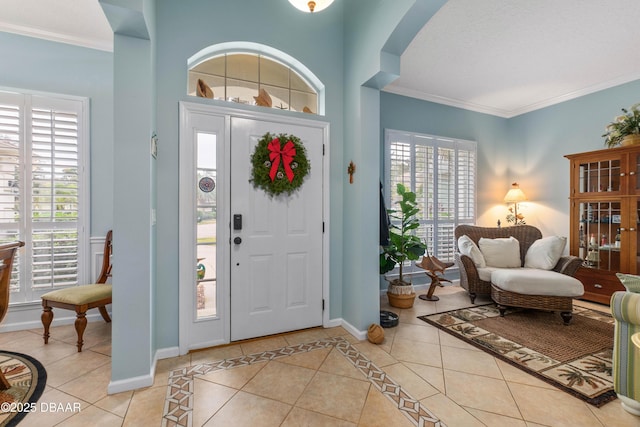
[250,132,310,197]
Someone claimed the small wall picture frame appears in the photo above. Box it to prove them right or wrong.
[612,214,621,224]
[151,134,158,158]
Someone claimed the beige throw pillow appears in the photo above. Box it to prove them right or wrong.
[478,236,521,268]
[524,236,567,270]
[457,235,486,268]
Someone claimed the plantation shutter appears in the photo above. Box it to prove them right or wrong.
[0,90,87,303]
[30,102,80,289]
[0,98,22,293]
[385,130,477,264]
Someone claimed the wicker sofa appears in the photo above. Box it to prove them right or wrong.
[454,225,583,323]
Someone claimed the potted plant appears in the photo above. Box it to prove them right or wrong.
[380,183,427,308]
[603,103,640,147]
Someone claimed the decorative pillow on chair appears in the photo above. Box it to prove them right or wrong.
[616,273,640,293]
[458,235,486,268]
[478,236,521,268]
[524,236,567,270]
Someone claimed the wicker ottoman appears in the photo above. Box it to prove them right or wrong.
[491,268,584,325]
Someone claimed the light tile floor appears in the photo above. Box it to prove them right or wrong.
[7,285,640,426]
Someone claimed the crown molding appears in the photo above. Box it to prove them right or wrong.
[382,84,513,118]
[506,72,640,118]
[0,21,112,52]
[384,72,640,119]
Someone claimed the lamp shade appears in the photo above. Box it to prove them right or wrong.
[504,182,527,203]
[288,0,334,13]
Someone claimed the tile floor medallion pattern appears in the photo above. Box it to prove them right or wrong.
[162,336,444,427]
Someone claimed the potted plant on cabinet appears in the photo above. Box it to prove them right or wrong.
[380,183,427,308]
[603,103,640,147]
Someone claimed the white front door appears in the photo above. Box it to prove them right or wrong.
[179,103,328,353]
[230,117,324,341]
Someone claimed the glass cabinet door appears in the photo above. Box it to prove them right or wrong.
[578,201,621,272]
[578,158,622,194]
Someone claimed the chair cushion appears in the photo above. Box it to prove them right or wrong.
[41,284,112,305]
[477,266,500,282]
[492,268,583,297]
[479,236,521,268]
[524,236,567,270]
[458,235,486,268]
[616,273,640,293]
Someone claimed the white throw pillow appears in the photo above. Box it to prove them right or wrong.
[457,235,486,268]
[478,237,521,268]
[524,236,567,270]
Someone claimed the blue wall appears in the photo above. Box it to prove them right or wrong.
[381,80,640,238]
[507,79,640,236]
[0,32,114,236]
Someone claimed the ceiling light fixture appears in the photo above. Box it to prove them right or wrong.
[288,0,334,13]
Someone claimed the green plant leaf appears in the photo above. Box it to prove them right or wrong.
[379,253,396,274]
[380,184,427,282]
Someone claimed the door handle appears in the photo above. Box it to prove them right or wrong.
[234,237,242,245]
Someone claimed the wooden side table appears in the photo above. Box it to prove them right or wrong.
[415,255,454,301]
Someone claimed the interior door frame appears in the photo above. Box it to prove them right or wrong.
[178,101,330,355]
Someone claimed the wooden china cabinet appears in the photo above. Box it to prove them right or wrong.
[565,145,640,304]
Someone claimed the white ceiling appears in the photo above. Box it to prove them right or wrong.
[385,0,640,118]
[2,0,639,118]
[0,0,112,52]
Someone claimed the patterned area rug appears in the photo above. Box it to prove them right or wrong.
[0,351,47,427]
[419,304,616,407]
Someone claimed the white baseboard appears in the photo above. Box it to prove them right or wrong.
[324,318,342,328]
[107,371,154,395]
[335,318,367,341]
[107,346,180,394]
[157,346,180,360]
[108,348,158,394]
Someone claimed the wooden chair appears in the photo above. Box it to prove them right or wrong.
[41,230,112,352]
[0,241,25,390]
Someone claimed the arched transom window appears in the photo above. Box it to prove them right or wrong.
[188,53,318,114]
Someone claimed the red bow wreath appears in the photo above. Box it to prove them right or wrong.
[267,138,296,183]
